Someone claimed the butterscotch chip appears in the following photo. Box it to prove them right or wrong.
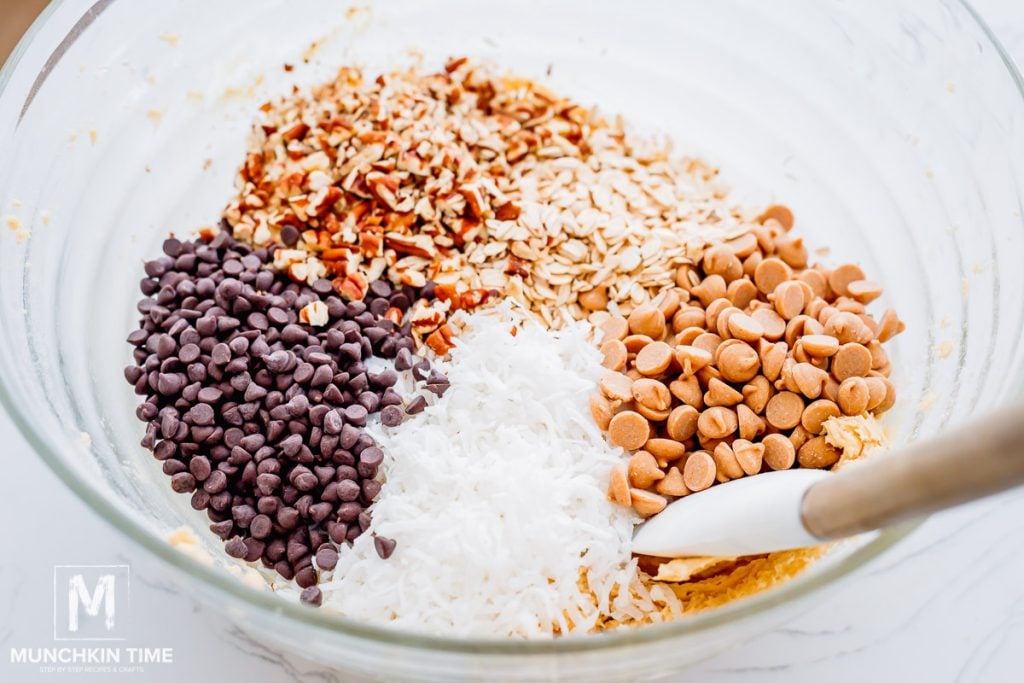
[683,451,717,491]
[600,316,629,342]
[726,232,759,258]
[697,406,738,439]
[696,365,722,387]
[608,411,650,450]
[798,268,830,299]
[628,450,665,488]
[758,204,794,230]
[636,403,672,422]
[876,308,905,343]
[704,377,744,407]
[864,377,888,411]
[754,258,793,296]
[743,250,763,278]
[692,332,723,355]
[837,377,870,415]
[666,405,700,441]
[674,345,713,377]
[792,362,828,399]
[655,289,682,319]
[702,244,744,282]
[765,391,804,429]
[789,424,811,451]
[875,377,896,413]
[623,334,655,353]
[751,307,786,341]
[632,378,672,411]
[631,488,668,517]
[824,311,873,344]
[733,439,765,476]
[673,307,707,333]
[600,373,634,403]
[832,343,872,381]
[727,313,765,342]
[804,296,827,320]
[655,466,689,496]
[785,315,825,347]
[713,304,740,337]
[635,341,673,376]
[827,264,866,298]
[798,436,841,469]
[646,438,686,461]
[736,403,765,440]
[774,234,808,269]
[717,343,760,383]
[758,340,788,382]
[823,376,840,403]
[589,393,614,430]
[579,286,609,311]
[727,279,759,309]
[627,304,666,338]
[713,442,744,481]
[690,274,728,307]
[674,326,704,346]
[608,465,631,506]
[801,399,841,434]
[772,280,806,320]
[742,376,772,414]
[600,339,628,371]
[800,334,840,357]
[762,433,796,470]
[669,376,705,409]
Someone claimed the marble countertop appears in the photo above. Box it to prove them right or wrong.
[2,1,1023,681]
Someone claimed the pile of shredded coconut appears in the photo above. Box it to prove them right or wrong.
[318,304,677,637]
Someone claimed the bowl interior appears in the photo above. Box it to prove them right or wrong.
[1,0,1023,675]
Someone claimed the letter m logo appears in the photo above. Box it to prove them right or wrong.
[54,565,129,640]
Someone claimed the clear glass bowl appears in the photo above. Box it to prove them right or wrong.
[2,1,1023,680]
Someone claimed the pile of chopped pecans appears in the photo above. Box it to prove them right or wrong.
[223,58,754,351]
[592,207,905,517]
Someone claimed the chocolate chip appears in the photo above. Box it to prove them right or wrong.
[374,535,397,560]
[300,586,322,606]
[381,405,403,427]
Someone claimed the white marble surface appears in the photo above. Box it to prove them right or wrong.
[3,1,1024,681]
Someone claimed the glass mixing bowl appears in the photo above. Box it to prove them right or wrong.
[2,0,1023,680]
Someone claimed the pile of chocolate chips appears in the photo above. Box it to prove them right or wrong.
[124,231,445,603]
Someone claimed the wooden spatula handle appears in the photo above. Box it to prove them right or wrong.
[801,401,1024,540]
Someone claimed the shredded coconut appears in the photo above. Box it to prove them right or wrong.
[319,303,668,637]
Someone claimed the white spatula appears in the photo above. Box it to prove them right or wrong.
[632,402,1024,558]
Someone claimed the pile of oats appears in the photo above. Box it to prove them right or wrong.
[223,57,757,346]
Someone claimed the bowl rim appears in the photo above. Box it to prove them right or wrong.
[0,0,1018,656]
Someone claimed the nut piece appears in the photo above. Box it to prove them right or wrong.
[631,489,668,517]
[762,433,796,470]
[765,391,805,430]
[798,436,841,469]
[683,450,717,492]
[628,451,665,488]
[608,411,650,450]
